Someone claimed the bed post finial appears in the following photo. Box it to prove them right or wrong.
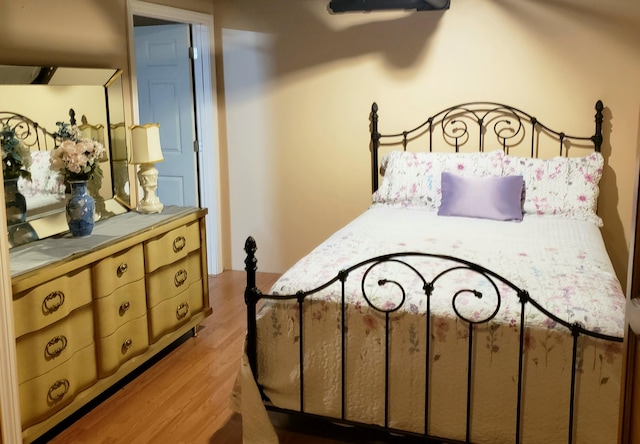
[593,100,604,152]
[371,102,381,193]
[244,236,258,291]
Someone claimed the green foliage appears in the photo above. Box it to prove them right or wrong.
[1,124,31,180]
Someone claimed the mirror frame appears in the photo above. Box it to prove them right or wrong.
[1,65,131,247]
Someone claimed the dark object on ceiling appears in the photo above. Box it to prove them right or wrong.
[329,0,450,13]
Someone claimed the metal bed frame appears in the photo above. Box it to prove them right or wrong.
[0,108,82,152]
[370,100,603,193]
[243,100,618,444]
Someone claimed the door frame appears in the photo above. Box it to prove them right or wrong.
[127,0,222,274]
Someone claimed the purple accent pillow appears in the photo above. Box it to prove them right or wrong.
[438,172,524,221]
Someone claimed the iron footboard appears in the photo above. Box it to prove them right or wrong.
[243,236,623,444]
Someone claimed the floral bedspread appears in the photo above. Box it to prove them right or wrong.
[254,206,626,443]
[18,150,66,216]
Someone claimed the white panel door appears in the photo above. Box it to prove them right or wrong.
[134,23,198,207]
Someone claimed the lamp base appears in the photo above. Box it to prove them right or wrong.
[137,199,164,214]
[136,162,164,214]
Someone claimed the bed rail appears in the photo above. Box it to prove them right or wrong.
[244,236,622,444]
[0,108,90,154]
[0,111,65,152]
[370,100,604,193]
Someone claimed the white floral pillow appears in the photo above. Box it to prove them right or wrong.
[502,152,604,226]
[18,150,66,197]
[372,150,504,210]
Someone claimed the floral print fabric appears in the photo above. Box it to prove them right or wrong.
[503,152,604,226]
[372,150,504,210]
[254,207,624,443]
[372,150,605,226]
[18,150,65,197]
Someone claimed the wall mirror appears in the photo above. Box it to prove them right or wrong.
[0,65,132,248]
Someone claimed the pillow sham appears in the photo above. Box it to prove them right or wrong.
[372,149,505,210]
[18,150,65,197]
[438,172,524,221]
[502,152,603,226]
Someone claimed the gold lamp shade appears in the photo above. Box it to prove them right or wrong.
[130,123,164,164]
[129,123,164,213]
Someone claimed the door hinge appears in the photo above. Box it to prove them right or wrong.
[189,47,199,60]
[194,140,202,153]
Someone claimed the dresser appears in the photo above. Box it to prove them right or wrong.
[9,206,211,443]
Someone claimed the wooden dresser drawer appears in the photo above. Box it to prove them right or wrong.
[13,267,92,338]
[147,280,202,343]
[188,279,205,315]
[144,220,200,273]
[19,344,97,429]
[9,207,210,442]
[92,244,144,298]
[97,314,149,377]
[16,305,94,384]
[146,251,202,309]
[185,219,200,253]
[94,279,147,338]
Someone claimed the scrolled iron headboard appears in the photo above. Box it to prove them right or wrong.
[0,111,69,152]
[369,100,604,193]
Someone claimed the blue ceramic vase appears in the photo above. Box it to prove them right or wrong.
[4,178,27,226]
[66,180,94,237]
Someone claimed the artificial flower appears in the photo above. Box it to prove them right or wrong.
[1,124,32,180]
[50,136,105,181]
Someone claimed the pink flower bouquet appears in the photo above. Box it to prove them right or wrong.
[50,139,105,181]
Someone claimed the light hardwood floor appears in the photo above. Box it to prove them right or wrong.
[44,270,280,444]
[41,271,415,444]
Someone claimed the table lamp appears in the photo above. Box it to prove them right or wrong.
[79,116,106,161]
[130,123,164,213]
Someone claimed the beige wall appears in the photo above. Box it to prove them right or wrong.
[0,0,638,279]
[0,0,638,436]
[0,0,213,119]
[215,0,640,284]
[2,86,106,135]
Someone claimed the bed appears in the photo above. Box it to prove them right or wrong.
[237,100,626,444]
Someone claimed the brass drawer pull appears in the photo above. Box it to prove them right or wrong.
[42,291,65,314]
[119,301,131,315]
[174,269,188,287]
[173,236,186,253]
[45,335,68,359]
[122,338,133,351]
[48,379,70,403]
[117,262,128,277]
[176,302,190,320]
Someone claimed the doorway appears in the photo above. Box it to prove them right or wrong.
[134,20,198,207]
[128,0,220,274]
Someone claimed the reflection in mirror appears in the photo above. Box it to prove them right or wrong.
[0,66,131,248]
[107,74,130,205]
